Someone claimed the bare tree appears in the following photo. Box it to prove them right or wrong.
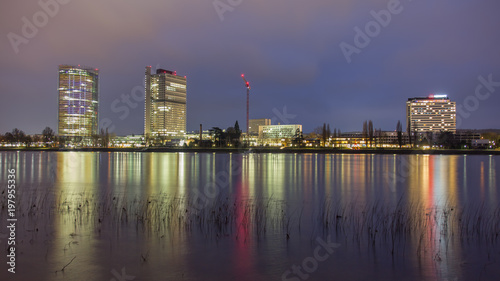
[24,135,32,147]
[362,121,368,147]
[4,132,14,143]
[374,128,381,148]
[396,120,403,148]
[322,123,327,147]
[397,121,403,147]
[12,128,25,143]
[42,127,55,145]
[368,120,374,148]
[326,124,331,147]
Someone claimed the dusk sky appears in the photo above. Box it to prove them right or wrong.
[1,0,499,135]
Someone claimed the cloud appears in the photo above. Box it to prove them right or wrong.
[1,0,499,134]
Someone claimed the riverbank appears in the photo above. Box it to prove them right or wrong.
[1,147,499,155]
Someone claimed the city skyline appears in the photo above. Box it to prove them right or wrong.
[1,2,500,281]
[1,1,499,135]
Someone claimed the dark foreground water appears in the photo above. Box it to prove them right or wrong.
[0,151,499,280]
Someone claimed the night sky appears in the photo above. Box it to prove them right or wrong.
[1,0,499,135]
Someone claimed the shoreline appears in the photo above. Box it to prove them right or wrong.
[0,147,499,155]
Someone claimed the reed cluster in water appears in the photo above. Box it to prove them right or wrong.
[316,199,500,256]
[1,190,499,256]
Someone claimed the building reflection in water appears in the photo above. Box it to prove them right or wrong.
[489,156,497,204]
[0,152,498,280]
[48,152,102,280]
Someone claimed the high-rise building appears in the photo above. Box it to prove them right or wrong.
[145,66,187,137]
[58,65,99,137]
[248,118,271,135]
[406,94,456,133]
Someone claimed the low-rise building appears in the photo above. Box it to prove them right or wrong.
[258,124,302,146]
[471,139,491,148]
[249,118,271,136]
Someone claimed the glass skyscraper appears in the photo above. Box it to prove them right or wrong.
[144,66,187,137]
[58,65,99,137]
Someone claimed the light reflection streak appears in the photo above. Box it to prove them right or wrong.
[489,156,496,202]
[0,151,497,280]
[463,156,467,192]
[234,154,253,279]
[480,161,485,199]
[324,154,332,198]
[422,155,438,279]
[49,152,101,280]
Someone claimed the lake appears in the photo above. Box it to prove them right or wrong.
[0,151,499,280]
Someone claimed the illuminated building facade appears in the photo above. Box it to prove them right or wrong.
[406,95,456,133]
[145,66,187,137]
[58,65,99,137]
[249,118,271,135]
[259,124,302,140]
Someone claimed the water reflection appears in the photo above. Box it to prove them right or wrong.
[0,152,499,280]
[490,156,497,202]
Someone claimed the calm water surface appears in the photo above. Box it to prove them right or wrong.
[0,151,498,280]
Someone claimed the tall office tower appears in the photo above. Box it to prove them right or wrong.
[144,66,187,137]
[58,65,99,137]
[406,94,456,133]
[249,118,271,135]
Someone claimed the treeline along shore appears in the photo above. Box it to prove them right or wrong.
[1,147,499,155]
